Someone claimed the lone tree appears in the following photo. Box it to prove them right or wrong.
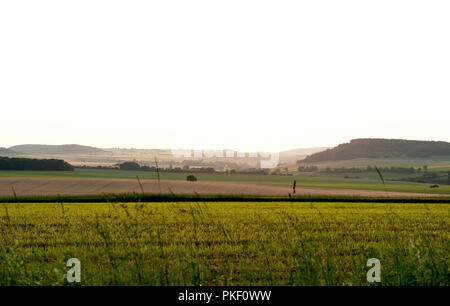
[119,161,141,171]
[186,174,197,182]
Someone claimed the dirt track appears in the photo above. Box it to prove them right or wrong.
[0,177,446,198]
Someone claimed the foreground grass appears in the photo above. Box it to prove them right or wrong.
[0,202,448,286]
[1,169,450,194]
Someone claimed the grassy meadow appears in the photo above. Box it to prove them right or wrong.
[1,201,448,286]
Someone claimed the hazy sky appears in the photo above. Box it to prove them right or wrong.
[1,1,449,152]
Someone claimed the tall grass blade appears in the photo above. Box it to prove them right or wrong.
[374,166,387,195]
[136,175,145,195]
[154,157,161,193]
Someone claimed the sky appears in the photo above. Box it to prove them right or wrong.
[1,1,449,153]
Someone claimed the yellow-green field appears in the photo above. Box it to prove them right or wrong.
[1,202,448,285]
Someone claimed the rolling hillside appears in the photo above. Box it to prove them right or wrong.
[302,139,450,162]
[0,147,19,156]
[9,144,106,155]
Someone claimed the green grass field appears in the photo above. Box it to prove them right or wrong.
[1,201,448,285]
[1,168,450,194]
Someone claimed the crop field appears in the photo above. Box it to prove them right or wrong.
[1,169,450,195]
[1,201,448,286]
[2,177,449,198]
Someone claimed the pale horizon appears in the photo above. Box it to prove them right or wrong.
[4,137,450,154]
[1,1,449,152]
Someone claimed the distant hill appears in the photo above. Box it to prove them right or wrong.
[0,147,19,156]
[279,147,328,163]
[9,144,106,155]
[302,139,450,162]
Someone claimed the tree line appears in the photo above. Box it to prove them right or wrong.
[118,162,216,173]
[0,157,74,171]
[320,166,425,174]
[116,162,271,175]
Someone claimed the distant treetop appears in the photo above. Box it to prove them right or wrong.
[0,157,74,171]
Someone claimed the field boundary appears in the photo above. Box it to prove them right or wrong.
[1,193,450,203]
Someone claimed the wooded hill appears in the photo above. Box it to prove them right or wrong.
[302,139,450,162]
[0,157,74,171]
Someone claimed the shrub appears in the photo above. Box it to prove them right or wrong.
[186,174,197,182]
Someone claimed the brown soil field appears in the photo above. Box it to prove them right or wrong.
[0,177,445,198]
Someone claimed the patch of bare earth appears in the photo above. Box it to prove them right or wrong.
[0,178,447,198]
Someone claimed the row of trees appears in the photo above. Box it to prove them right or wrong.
[402,172,450,185]
[296,165,428,174]
[0,157,74,171]
[320,166,424,174]
[298,166,319,172]
[118,162,216,173]
[117,162,272,175]
[227,168,270,175]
